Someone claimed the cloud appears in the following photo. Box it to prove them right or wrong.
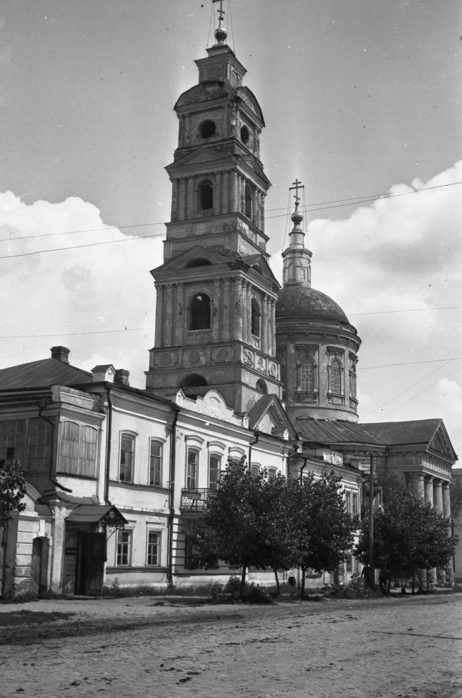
[0,191,162,386]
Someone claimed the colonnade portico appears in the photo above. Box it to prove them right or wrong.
[411,471,453,586]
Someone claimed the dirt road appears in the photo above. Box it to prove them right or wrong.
[0,594,461,697]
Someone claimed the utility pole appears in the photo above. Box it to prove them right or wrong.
[368,453,375,589]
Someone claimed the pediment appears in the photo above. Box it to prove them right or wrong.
[248,395,296,440]
[244,254,280,287]
[166,147,235,173]
[428,421,457,462]
[151,245,231,275]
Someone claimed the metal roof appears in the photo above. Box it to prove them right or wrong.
[0,358,92,390]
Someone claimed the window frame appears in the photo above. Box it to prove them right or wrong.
[146,530,161,567]
[208,453,221,491]
[186,448,199,489]
[116,529,132,567]
[119,431,136,483]
[149,439,163,487]
[327,354,343,395]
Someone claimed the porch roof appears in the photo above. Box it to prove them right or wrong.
[66,504,127,527]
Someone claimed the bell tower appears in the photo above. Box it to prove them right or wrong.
[146,5,282,413]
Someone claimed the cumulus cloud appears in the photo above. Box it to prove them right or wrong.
[270,161,462,456]
[0,192,162,386]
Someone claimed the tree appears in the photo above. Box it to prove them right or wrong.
[0,456,27,598]
[195,457,267,595]
[291,472,357,597]
[355,476,457,591]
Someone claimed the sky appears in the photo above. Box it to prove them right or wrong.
[1,1,461,456]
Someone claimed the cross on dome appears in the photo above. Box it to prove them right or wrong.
[212,0,228,44]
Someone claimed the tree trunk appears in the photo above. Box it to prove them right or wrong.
[300,567,306,598]
[273,568,280,595]
[240,564,247,598]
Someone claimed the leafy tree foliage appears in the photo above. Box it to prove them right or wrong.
[0,459,27,524]
[290,472,357,596]
[195,458,356,597]
[355,475,456,586]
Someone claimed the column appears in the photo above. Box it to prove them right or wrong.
[234,279,243,341]
[186,177,194,219]
[424,476,437,586]
[261,296,267,353]
[424,476,434,507]
[413,473,425,500]
[443,482,454,585]
[174,284,185,345]
[434,479,443,514]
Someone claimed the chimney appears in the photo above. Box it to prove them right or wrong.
[115,369,130,386]
[51,346,70,363]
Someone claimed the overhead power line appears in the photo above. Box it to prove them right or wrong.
[1,179,460,251]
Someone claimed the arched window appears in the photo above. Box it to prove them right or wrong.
[256,378,267,394]
[251,298,261,337]
[297,357,317,393]
[189,293,211,330]
[349,356,357,399]
[245,182,252,219]
[328,355,343,394]
[181,374,207,388]
[198,180,213,211]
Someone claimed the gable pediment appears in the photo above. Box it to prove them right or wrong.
[249,395,296,440]
[428,421,457,462]
[151,245,231,275]
[166,147,235,174]
[244,254,280,288]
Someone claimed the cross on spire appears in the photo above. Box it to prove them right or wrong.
[213,0,226,29]
[289,178,304,211]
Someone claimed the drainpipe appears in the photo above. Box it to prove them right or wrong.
[38,405,72,493]
[104,385,113,504]
[248,430,260,468]
[167,408,179,587]
[299,457,309,483]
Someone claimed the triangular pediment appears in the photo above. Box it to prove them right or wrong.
[428,420,457,462]
[248,395,297,440]
[166,147,235,173]
[151,245,231,276]
[243,254,280,288]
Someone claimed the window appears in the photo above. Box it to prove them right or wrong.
[268,467,277,479]
[245,182,253,218]
[250,464,260,477]
[345,490,351,514]
[149,440,163,486]
[59,422,98,478]
[146,531,160,566]
[328,355,343,394]
[352,492,359,517]
[198,180,213,211]
[349,357,357,399]
[27,418,52,472]
[199,119,216,138]
[256,378,267,394]
[297,359,317,392]
[240,125,250,144]
[0,420,26,468]
[209,454,221,490]
[116,530,132,567]
[251,298,261,336]
[189,293,211,330]
[120,432,135,482]
[186,449,198,489]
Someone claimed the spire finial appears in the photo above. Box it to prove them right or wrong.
[289,178,304,225]
[213,0,228,44]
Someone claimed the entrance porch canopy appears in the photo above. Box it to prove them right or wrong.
[66,504,127,528]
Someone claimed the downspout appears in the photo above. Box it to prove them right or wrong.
[248,430,259,467]
[299,456,309,483]
[167,408,179,587]
[38,405,72,493]
[104,384,113,504]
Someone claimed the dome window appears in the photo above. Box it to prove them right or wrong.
[328,355,343,395]
[189,293,211,330]
[199,119,216,138]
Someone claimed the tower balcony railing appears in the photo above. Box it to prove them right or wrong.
[180,487,215,512]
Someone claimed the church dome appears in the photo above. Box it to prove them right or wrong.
[276,285,349,324]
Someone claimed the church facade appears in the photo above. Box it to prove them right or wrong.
[0,12,457,598]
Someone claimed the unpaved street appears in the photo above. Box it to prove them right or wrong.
[0,594,461,697]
